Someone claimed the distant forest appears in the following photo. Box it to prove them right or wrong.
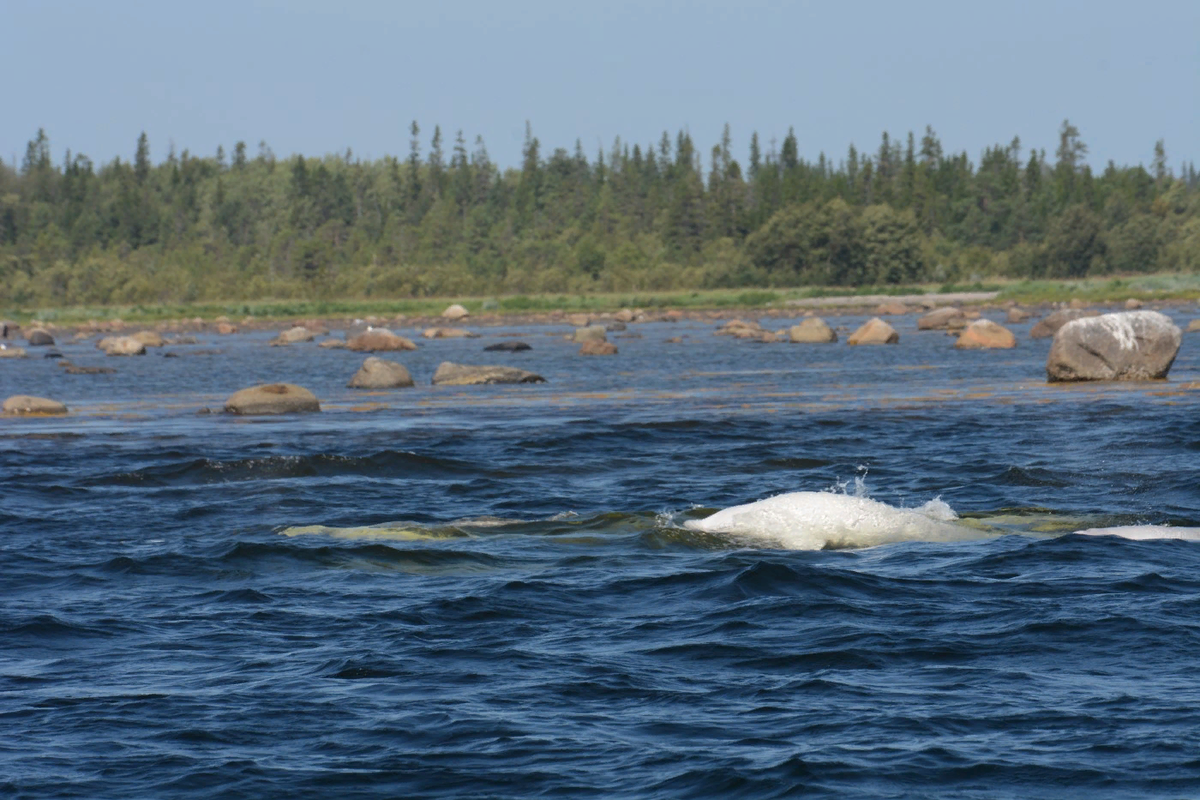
[1,121,1198,307]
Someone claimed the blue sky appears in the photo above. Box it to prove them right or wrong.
[5,0,1198,173]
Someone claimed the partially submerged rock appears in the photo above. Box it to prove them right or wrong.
[917,307,967,330]
[347,357,415,389]
[99,336,147,356]
[0,345,27,358]
[224,383,321,414]
[131,330,166,347]
[26,329,55,346]
[847,317,899,345]
[1046,310,1181,382]
[442,303,470,320]
[270,326,317,345]
[955,319,1016,349]
[1030,308,1100,339]
[423,327,479,339]
[3,395,68,416]
[875,302,908,315]
[788,318,837,343]
[579,340,618,355]
[346,328,418,352]
[432,362,545,385]
[484,341,532,352]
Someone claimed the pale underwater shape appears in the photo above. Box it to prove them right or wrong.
[1075,525,1200,541]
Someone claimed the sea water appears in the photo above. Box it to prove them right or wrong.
[3,310,1200,798]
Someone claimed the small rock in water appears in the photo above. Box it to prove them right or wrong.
[847,318,899,345]
[483,341,532,352]
[432,362,545,385]
[224,383,321,414]
[2,395,68,416]
[347,357,415,389]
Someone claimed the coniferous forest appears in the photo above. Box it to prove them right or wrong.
[1,121,1198,308]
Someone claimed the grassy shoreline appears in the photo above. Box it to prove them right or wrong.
[4,275,1199,326]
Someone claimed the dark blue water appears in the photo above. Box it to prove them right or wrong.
[4,310,1200,799]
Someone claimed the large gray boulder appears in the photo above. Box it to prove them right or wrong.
[224,383,321,414]
[1030,308,1100,339]
[1046,310,1181,382]
[347,357,415,389]
[98,336,147,356]
[432,362,545,385]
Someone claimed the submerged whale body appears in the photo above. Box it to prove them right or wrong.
[684,491,984,550]
[1075,525,1200,541]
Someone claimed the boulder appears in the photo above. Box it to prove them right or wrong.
[3,395,68,415]
[1125,298,1143,310]
[917,307,967,330]
[847,317,899,345]
[318,338,347,349]
[299,319,329,334]
[875,302,908,315]
[579,340,618,355]
[573,326,608,344]
[788,318,838,343]
[566,313,592,327]
[1029,308,1100,339]
[224,383,321,414]
[423,327,479,339]
[613,309,635,323]
[346,328,418,352]
[955,319,1017,349]
[432,362,546,385]
[1187,319,1200,333]
[216,322,238,335]
[0,345,27,358]
[347,357,415,389]
[26,329,55,346]
[441,303,470,320]
[483,341,532,352]
[99,336,147,356]
[716,319,762,337]
[605,320,627,332]
[131,330,166,347]
[1046,310,1181,382]
[1006,307,1033,324]
[269,326,316,346]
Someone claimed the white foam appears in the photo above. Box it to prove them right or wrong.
[1074,525,1200,541]
[683,491,984,550]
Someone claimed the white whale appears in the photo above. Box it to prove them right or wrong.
[683,491,986,550]
[1074,525,1200,541]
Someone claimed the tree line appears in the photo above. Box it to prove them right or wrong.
[1,120,1197,307]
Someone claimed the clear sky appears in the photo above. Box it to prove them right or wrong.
[4,0,1198,174]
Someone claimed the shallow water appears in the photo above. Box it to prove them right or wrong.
[3,310,1200,798]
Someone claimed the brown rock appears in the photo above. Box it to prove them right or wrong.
[3,395,68,415]
[1186,319,1200,333]
[216,322,238,335]
[1068,298,1088,309]
[1006,307,1033,324]
[346,328,418,352]
[318,338,348,349]
[224,383,321,414]
[270,326,316,346]
[566,313,592,327]
[26,329,55,346]
[847,318,900,345]
[431,362,546,385]
[1029,308,1100,339]
[955,319,1017,349]
[917,307,967,330]
[613,309,635,323]
[579,340,618,355]
[1124,298,1143,310]
[441,303,470,320]
[0,345,27,358]
[1046,311,1181,382]
[347,357,415,389]
[716,319,762,336]
[788,318,838,343]
[875,302,908,315]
